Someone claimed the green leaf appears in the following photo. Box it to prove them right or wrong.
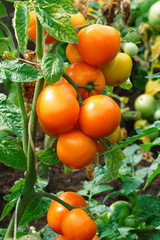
[13,2,29,55]
[42,52,64,84]
[146,72,160,79]
[123,177,144,195]
[0,179,24,220]
[90,205,111,215]
[140,137,160,151]
[91,185,113,196]
[0,30,10,56]
[0,93,22,139]
[0,2,7,17]
[37,148,59,165]
[42,225,60,240]
[35,4,78,43]
[120,78,133,90]
[144,153,160,189]
[0,131,27,170]
[19,234,42,240]
[97,149,126,183]
[20,197,52,226]
[0,60,43,82]
[36,0,77,14]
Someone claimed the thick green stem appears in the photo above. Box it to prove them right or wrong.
[35,17,43,61]
[0,21,16,52]
[16,83,28,155]
[49,40,60,54]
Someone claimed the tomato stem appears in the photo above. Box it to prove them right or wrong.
[49,40,60,54]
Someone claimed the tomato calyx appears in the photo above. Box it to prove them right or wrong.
[97,138,112,151]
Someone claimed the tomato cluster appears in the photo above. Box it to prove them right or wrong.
[47,191,98,240]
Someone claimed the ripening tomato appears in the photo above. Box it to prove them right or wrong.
[47,192,87,235]
[79,95,121,138]
[66,43,83,63]
[36,82,80,137]
[69,12,86,28]
[77,24,120,66]
[54,237,67,240]
[95,125,121,153]
[57,129,97,169]
[100,53,133,86]
[61,62,105,100]
[61,208,97,240]
[28,10,56,44]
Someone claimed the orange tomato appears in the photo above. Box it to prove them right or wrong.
[69,12,86,28]
[79,95,121,138]
[57,129,97,169]
[95,125,121,153]
[77,24,120,66]
[36,82,80,137]
[61,62,105,100]
[28,10,56,44]
[66,43,83,63]
[47,192,87,235]
[54,237,66,240]
[92,236,100,240]
[61,208,97,240]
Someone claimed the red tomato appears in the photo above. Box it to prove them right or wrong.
[36,82,80,137]
[57,129,97,169]
[47,192,87,235]
[79,95,121,138]
[61,62,105,100]
[77,24,120,66]
[61,208,97,240]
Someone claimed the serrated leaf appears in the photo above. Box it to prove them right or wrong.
[0,199,18,221]
[42,52,64,84]
[37,148,59,165]
[0,60,43,82]
[0,131,27,170]
[19,234,42,240]
[0,2,7,17]
[97,149,126,183]
[36,0,77,14]
[90,205,111,214]
[35,176,49,190]
[35,4,78,43]
[91,185,113,195]
[42,225,60,240]
[20,197,52,226]
[120,78,133,90]
[145,153,160,189]
[0,93,22,139]
[13,2,29,55]
[123,177,144,195]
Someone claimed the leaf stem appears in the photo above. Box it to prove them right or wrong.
[49,40,60,54]
[0,21,16,52]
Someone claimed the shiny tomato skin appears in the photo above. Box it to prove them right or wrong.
[61,62,105,100]
[69,12,86,28]
[79,95,121,138]
[47,192,87,235]
[54,237,67,240]
[77,24,120,67]
[61,208,97,240]
[36,82,80,137]
[57,129,97,169]
[100,53,133,86]
[66,43,83,63]
[92,236,100,240]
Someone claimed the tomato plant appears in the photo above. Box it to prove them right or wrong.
[61,208,97,240]
[77,24,121,66]
[79,95,121,138]
[61,61,105,100]
[57,129,97,169]
[124,214,139,228]
[47,191,87,234]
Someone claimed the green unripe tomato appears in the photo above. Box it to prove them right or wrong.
[154,109,160,120]
[148,1,160,32]
[134,94,156,119]
[108,200,131,226]
[122,42,139,57]
[125,31,141,43]
[124,214,139,228]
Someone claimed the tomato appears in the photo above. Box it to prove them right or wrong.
[108,201,131,226]
[77,24,120,66]
[154,109,160,120]
[69,12,86,28]
[134,94,156,119]
[28,10,56,44]
[124,214,139,228]
[61,62,105,100]
[122,42,139,57]
[57,129,97,169]
[79,95,121,138]
[54,237,67,240]
[36,82,80,137]
[61,208,97,240]
[148,1,160,32]
[66,43,83,63]
[100,53,133,86]
[47,192,87,235]
[95,125,121,153]
[92,235,100,240]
